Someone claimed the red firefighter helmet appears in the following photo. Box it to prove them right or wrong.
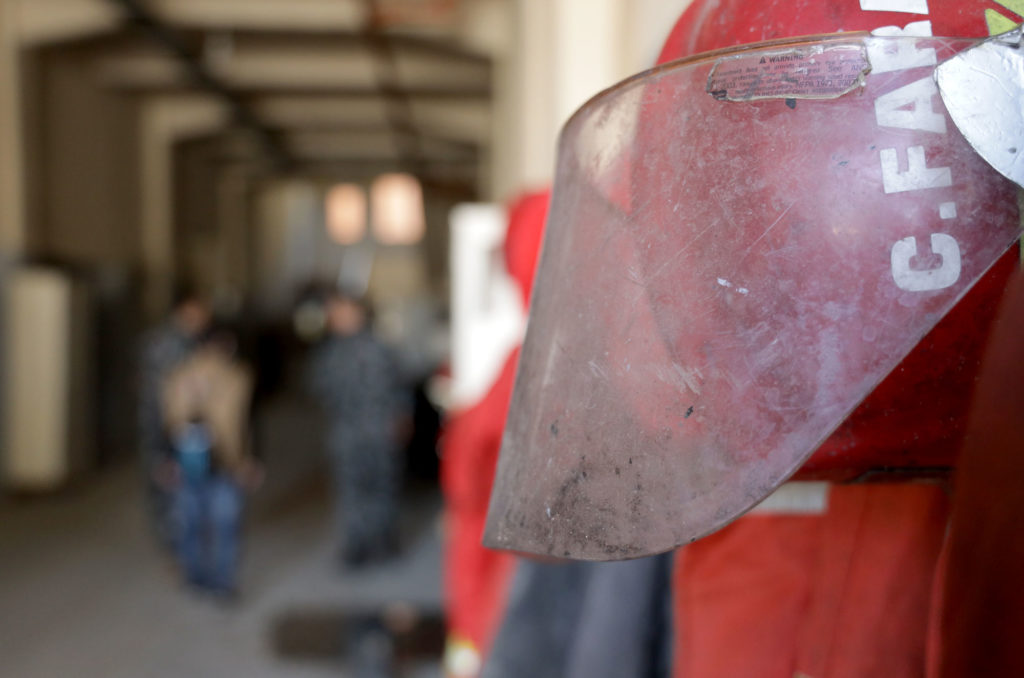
[484,0,1022,560]
[662,0,1023,483]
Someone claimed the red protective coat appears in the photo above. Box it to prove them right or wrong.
[934,271,1024,677]
[661,1,1019,676]
[442,354,518,658]
[441,191,549,667]
[674,485,950,677]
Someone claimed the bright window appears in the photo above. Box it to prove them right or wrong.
[371,173,425,245]
[326,183,367,245]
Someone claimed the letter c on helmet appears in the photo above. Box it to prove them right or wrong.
[891,233,962,291]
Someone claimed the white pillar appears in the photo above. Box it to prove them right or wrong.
[552,0,630,126]
[495,0,670,199]
[624,0,696,73]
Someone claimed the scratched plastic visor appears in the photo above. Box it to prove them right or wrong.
[483,35,1021,561]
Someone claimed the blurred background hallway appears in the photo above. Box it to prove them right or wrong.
[0,379,445,677]
[0,1,688,675]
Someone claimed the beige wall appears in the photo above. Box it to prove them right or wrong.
[35,47,141,265]
[0,0,27,257]
[2,0,143,264]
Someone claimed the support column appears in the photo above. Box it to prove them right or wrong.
[493,0,634,199]
[489,0,697,200]
[552,0,629,127]
[138,96,226,319]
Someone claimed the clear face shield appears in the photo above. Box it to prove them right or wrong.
[483,34,1022,561]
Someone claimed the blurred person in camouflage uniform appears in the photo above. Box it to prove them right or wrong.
[162,325,260,597]
[138,287,210,552]
[309,289,410,567]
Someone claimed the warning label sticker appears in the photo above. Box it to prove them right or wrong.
[707,44,870,102]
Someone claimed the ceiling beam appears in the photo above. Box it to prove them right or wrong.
[147,0,367,34]
[106,80,491,100]
[90,29,489,92]
[187,28,491,66]
[177,129,478,166]
[106,0,292,168]
[266,122,480,154]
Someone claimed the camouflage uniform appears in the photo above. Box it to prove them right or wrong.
[309,328,408,563]
[138,322,197,550]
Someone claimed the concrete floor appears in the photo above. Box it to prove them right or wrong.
[0,393,445,678]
